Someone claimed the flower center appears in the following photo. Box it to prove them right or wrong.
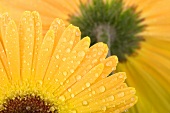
[70,0,145,62]
[1,95,58,113]
[92,23,116,56]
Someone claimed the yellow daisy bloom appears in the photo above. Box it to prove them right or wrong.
[0,0,170,113]
[0,11,137,112]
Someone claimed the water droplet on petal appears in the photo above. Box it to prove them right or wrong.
[63,71,67,76]
[95,73,99,77]
[71,94,75,98]
[68,88,72,92]
[60,82,63,85]
[101,106,107,111]
[124,109,128,112]
[131,97,135,101]
[71,110,77,113]
[66,48,71,53]
[63,38,67,42]
[62,57,66,61]
[109,95,115,101]
[98,51,103,55]
[106,61,112,66]
[99,86,106,93]
[130,103,133,106]
[59,95,66,102]
[92,91,96,95]
[36,22,40,27]
[92,59,97,64]
[130,89,136,94]
[119,74,124,78]
[85,82,91,87]
[76,75,81,81]
[70,41,73,45]
[78,51,85,57]
[76,31,80,37]
[82,100,88,106]
[118,92,125,97]
[70,69,74,73]
[114,109,120,113]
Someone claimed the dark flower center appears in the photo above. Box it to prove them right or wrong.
[0,95,58,113]
[70,0,145,62]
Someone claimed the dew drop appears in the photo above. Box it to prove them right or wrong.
[95,73,99,77]
[101,106,107,111]
[70,69,74,73]
[36,22,41,27]
[114,109,120,113]
[71,110,77,113]
[62,57,66,61]
[71,94,75,98]
[82,87,85,90]
[85,82,91,87]
[109,95,115,101]
[99,86,106,93]
[70,41,73,45]
[37,80,43,86]
[63,38,67,42]
[70,60,74,63]
[55,79,58,82]
[66,80,69,83]
[118,92,125,97]
[22,17,26,21]
[55,55,60,59]
[59,95,66,102]
[76,31,80,37]
[50,106,55,112]
[88,88,91,91]
[92,48,97,52]
[78,51,85,57]
[119,74,124,78]
[63,71,67,76]
[124,109,128,112]
[102,99,106,102]
[27,28,31,31]
[130,89,135,94]
[131,97,135,101]
[98,51,103,55]
[82,100,88,106]
[44,48,49,51]
[93,54,96,57]
[47,78,51,81]
[76,75,81,81]
[66,48,71,53]
[130,103,133,106]
[92,59,97,64]
[106,61,112,66]
[92,91,96,95]
[68,88,72,92]
[60,82,63,85]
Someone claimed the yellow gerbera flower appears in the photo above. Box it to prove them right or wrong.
[0,0,170,113]
[0,11,137,112]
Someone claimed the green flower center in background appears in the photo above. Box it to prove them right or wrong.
[70,0,145,62]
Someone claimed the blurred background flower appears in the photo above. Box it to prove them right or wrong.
[0,0,170,113]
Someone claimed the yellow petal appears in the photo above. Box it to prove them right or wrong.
[34,30,55,81]
[19,11,34,81]
[5,20,20,83]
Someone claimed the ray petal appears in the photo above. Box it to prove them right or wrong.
[5,20,20,83]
